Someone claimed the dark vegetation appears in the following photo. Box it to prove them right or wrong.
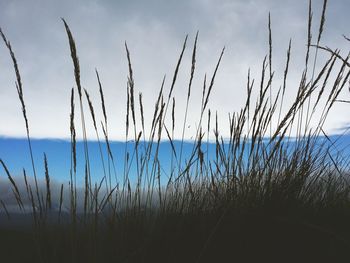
[1,1,350,262]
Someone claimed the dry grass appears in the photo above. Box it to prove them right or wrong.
[1,1,350,262]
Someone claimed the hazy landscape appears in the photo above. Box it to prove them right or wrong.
[1,0,350,262]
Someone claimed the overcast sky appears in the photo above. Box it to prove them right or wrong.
[0,0,349,140]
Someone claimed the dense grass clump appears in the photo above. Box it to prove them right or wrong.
[1,1,350,262]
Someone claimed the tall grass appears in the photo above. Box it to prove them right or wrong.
[1,1,350,262]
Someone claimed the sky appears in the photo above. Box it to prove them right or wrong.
[1,134,349,211]
[0,0,350,213]
[0,0,349,141]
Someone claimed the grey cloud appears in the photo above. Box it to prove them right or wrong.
[0,0,349,140]
[0,175,98,214]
